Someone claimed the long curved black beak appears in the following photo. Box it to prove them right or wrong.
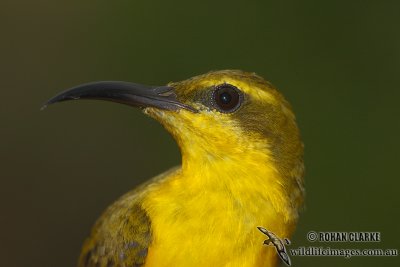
[42,81,196,112]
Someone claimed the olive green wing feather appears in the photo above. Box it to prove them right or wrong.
[78,166,180,267]
[78,199,152,267]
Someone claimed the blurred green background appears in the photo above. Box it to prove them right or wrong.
[1,1,399,266]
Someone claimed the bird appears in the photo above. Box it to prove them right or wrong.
[44,70,305,267]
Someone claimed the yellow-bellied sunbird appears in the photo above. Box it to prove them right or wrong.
[44,70,304,267]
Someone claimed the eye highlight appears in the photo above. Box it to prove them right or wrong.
[212,84,243,113]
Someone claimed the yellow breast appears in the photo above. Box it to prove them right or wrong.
[141,142,298,267]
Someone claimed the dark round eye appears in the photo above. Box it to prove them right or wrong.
[213,84,242,112]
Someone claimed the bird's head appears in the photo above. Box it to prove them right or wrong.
[44,70,304,202]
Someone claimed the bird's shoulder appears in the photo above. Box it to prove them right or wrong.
[78,166,181,267]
